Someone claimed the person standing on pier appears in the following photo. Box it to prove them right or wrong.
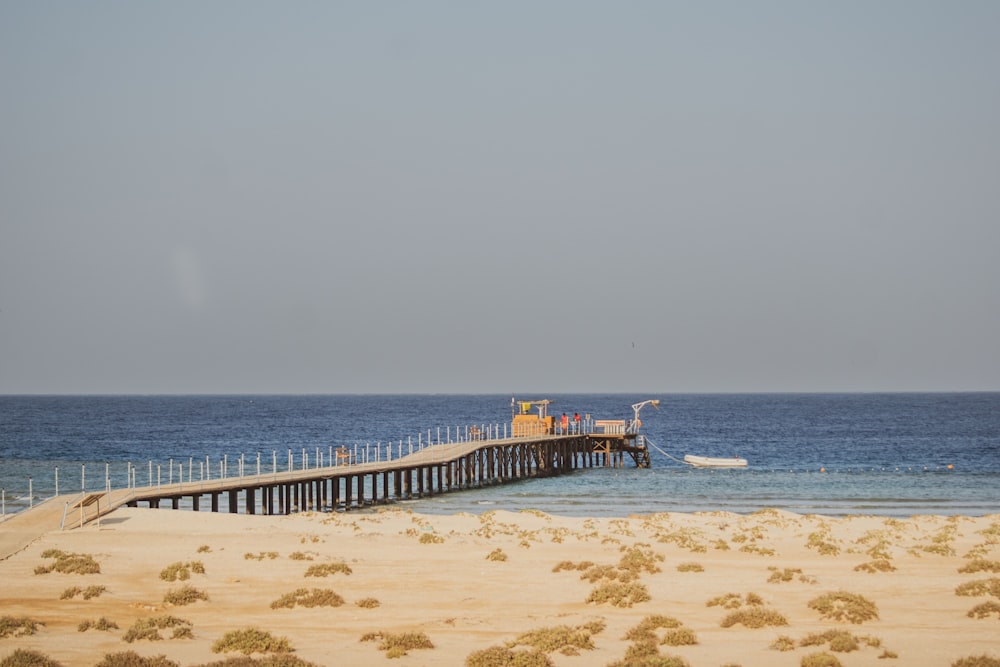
[574,412,581,433]
[561,413,569,434]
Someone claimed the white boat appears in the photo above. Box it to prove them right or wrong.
[683,454,748,468]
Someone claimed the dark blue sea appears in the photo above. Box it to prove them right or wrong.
[1,394,998,518]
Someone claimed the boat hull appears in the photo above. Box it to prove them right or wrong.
[683,454,748,468]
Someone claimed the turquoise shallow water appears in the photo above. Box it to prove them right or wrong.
[1,393,998,517]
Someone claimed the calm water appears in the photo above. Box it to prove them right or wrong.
[1,393,998,517]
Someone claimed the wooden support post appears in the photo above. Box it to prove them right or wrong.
[247,487,256,515]
[228,489,238,513]
[192,494,200,511]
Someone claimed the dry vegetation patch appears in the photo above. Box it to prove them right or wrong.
[211,627,293,655]
[966,601,1000,619]
[270,588,344,609]
[808,591,879,624]
[719,606,788,629]
[159,561,205,582]
[586,581,650,608]
[959,559,1000,574]
[163,585,209,606]
[464,646,553,667]
[0,616,42,638]
[60,585,107,600]
[77,617,119,632]
[951,656,1000,667]
[303,562,351,578]
[0,648,67,667]
[360,631,434,659]
[955,579,1000,598]
[800,653,843,667]
[122,616,193,643]
[34,549,101,575]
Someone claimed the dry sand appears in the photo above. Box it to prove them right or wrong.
[1,506,999,666]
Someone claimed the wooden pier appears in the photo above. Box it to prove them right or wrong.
[45,431,650,528]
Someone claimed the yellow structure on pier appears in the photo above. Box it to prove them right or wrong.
[511,398,554,437]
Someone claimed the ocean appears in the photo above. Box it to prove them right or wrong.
[1,393,998,518]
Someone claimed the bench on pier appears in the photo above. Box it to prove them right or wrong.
[469,426,483,440]
[335,448,354,465]
[594,419,626,434]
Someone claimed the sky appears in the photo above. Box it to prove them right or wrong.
[1,1,999,395]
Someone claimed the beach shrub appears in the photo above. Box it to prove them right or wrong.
[508,623,600,655]
[719,607,788,629]
[288,552,314,561]
[0,648,65,667]
[618,546,663,576]
[800,630,859,652]
[609,650,690,667]
[78,617,119,632]
[360,631,433,658]
[197,545,212,553]
[855,559,896,573]
[552,560,593,573]
[801,653,842,667]
[164,585,209,606]
[212,627,293,655]
[960,560,1000,574]
[951,657,1000,667]
[93,652,180,667]
[122,616,193,643]
[586,581,650,607]
[676,562,703,572]
[159,561,205,582]
[0,616,41,638]
[244,552,279,561]
[487,548,508,562]
[464,646,553,667]
[706,593,745,609]
[768,567,809,583]
[955,579,1000,598]
[34,550,100,575]
[623,615,683,642]
[188,657,320,667]
[806,530,841,556]
[808,592,879,624]
[661,627,697,646]
[303,562,352,577]
[419,532,445,544]
[270,588,344,609]
[771,635,797,651]
[967,601,1000,619]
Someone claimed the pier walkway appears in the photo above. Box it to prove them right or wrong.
[1,431,649,559]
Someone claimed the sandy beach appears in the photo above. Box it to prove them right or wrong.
[1,506,998,666]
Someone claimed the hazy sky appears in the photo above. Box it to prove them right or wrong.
[2,2,998,394]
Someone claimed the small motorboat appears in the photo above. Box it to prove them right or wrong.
[683,454,748,468]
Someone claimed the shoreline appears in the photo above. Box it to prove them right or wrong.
[1,507,998,666]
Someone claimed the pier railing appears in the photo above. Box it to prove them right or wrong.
[1,418,600,521]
